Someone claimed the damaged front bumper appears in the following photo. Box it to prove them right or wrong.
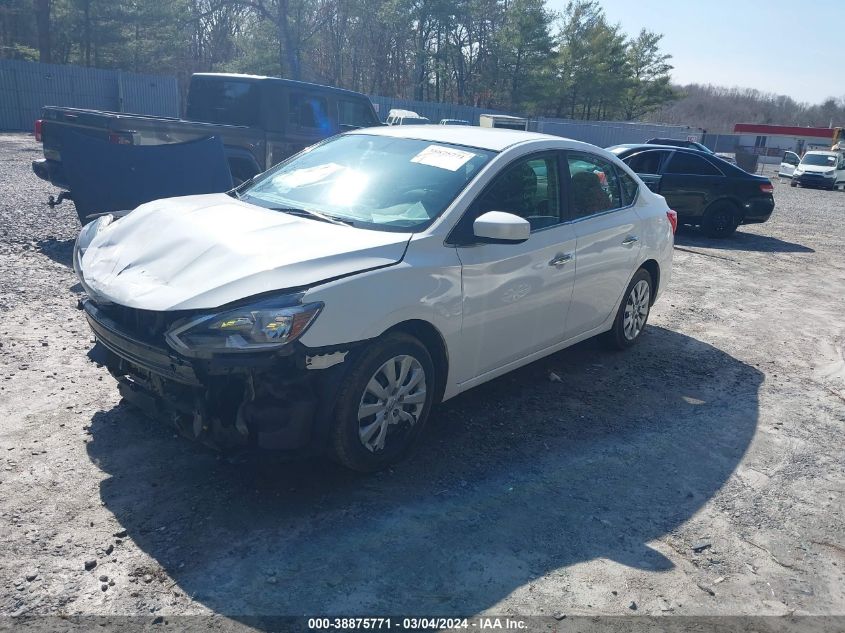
[82,299,351,452]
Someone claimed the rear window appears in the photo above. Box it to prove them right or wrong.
[338,99,378,129]
[567,152,623,218]
[289,93,330,131]
[185,79,260,127]
[665,153,722,176]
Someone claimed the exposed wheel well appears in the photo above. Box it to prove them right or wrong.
[385,320,449,404]
[640,259,660,305]
[704,197,741,218]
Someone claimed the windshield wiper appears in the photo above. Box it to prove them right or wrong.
[272,207,353,226]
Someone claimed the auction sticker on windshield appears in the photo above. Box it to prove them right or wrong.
[411,145,476,171]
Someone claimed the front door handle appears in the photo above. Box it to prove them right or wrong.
[549,253,573,267]
[622,235,639,246]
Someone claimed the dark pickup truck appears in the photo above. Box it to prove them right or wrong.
[32,72,381,192]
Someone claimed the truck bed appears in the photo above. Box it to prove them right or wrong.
[38,106,264,190]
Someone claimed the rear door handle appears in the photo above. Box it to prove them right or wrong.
[549,253,573,267]
[622,236,639,246]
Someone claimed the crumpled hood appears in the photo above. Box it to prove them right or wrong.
[80,193,411,310]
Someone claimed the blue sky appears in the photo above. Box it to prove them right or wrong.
[546,0,841,104]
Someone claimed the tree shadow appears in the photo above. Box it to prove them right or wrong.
[675,227,814,254]
[86,326,762,618]
[37,237,75,268]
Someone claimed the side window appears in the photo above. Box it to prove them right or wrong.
[665,153,723,176]
[289,93,329,130]
[567,152,622,219]
[474,154,561,231]
[338,99,377,128]
[185,79,260,127]
[625,150,666,175]
[617,168,639,206]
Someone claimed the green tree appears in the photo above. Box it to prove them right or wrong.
[621,28,675,120]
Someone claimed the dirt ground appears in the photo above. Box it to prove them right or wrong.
[1,133,843,628]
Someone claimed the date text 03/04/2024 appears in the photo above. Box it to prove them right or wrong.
[307,617,528,630]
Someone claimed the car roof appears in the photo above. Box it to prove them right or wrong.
[349,125,598,152]
[191,72,370,99]
[609,143,711,155]
[803,150,837,156]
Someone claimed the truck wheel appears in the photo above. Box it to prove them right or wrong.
[702,201,739,238]
[330,333,435,472]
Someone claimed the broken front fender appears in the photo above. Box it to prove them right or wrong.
[82,299,361,452]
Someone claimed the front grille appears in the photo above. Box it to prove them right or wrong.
[97,304,188,343]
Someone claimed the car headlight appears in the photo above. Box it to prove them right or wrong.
[165,295,323,357]
[824,169,835,178]
[793,168,803,176]
[73,214,113,277]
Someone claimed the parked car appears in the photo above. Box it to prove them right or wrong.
[439,119,471,126]
[644,138,736,165]
[32,73,380,191]
[608,144,774,237]
[75,127,675,471]
[778,151,801,179]
[385,109,431,125]
[789,150,845,190]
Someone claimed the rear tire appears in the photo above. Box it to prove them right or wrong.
[330,333,435,472]
[702,201,739,238]
[604,268,653,350]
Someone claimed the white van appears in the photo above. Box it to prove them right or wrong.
[385,109,431,126]
[790,150,845,190]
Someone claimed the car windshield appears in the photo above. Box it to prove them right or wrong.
[801,154,836,166]
[241,134,494,231]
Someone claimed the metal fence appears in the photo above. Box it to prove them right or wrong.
[0,59,715,153]
[533,118,702,148]
[0,60,179,131]
[701,133,740,153]
[368,94,514,124]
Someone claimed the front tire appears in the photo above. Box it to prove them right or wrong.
[605,269,653,350]
[330,332,435,472]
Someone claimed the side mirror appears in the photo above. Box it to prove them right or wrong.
[473,211,530,243]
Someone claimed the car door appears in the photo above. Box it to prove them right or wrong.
[779,151,800,178]
[836,154,845,189]
[565,152,644,338]
[452,152,577,380]
[658,151,725,218]
[623,149,672,194]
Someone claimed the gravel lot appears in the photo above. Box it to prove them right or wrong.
[1,132,844,626]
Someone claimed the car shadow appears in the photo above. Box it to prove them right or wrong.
[37,237,75,268]
[675,227,814,253]
[86,326,762,618]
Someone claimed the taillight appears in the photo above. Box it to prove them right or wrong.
[666,209,678,234]
[108,132,133,145]
[759,182,774,194]
[34,119,43,142]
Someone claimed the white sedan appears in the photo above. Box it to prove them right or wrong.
[75,126,675,471]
